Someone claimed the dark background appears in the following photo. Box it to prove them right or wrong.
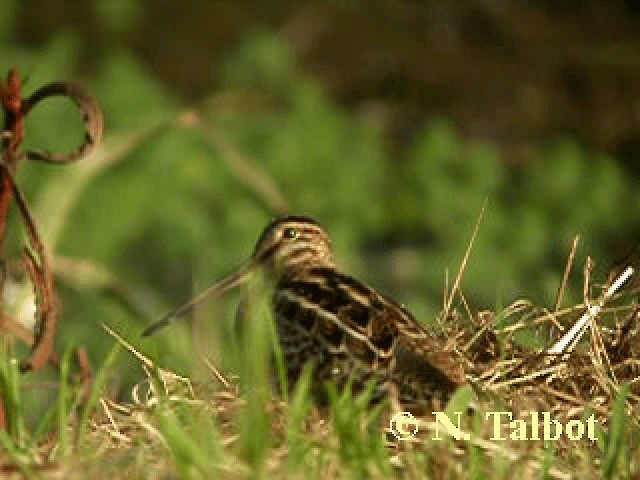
[16,1,640,164]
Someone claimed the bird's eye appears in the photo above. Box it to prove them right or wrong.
[283,227,299,239]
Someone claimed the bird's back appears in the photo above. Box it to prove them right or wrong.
[272,266,465,409]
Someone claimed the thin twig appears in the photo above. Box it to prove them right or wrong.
[0,69,24,259]
[554,235,579,312]
[0,312,60,367]
[203,119,289,215]
[583,256,593,306]
[1,166,58,372]
[441,200,486,323]
[0,69,105,374]
[75,347,93,402]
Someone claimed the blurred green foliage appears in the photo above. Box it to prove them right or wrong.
[1,3,640,394]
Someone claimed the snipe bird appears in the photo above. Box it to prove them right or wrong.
[143,216,465,410]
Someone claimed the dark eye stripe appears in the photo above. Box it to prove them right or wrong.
[283,227,298,239]
[257,243,280,262]
[300,226,322,235]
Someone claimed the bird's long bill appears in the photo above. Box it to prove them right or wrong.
[142,261,256,337]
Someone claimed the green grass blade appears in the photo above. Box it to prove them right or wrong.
[602,383,630,479]
[77,341,121,447]
[56,346,75,457]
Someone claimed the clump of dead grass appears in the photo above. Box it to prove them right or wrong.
[80,259,640,479]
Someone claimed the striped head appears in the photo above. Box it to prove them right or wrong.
[141,215,334,336]
[252,216,335,274]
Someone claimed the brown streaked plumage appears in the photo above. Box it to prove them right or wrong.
[143,215,465,410]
